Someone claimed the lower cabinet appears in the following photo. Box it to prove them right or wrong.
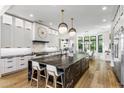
[0,55,32,77]
[4,57,17,73]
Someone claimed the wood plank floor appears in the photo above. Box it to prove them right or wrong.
[0,59,121,88]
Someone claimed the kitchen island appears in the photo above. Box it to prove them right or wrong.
[28,53,89,88]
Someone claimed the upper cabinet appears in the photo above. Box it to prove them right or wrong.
[1,14,13,48]
[2,14,12,25]
[1,14,32,48]
[24,21,32,48]
[15,18,23,28]
[25,21,32,30]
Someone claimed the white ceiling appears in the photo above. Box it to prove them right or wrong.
[6,5,118,33]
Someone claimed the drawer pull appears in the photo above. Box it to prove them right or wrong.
[16,26,22,28]
[8,66,13,68]
[20,59,24,60]
[21,64,24,66]
[7,61,13,63]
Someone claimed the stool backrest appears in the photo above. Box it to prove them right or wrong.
[46,65,58,76]
[32,61,41,70]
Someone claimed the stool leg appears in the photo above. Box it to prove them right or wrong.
[45,73,49,88]
[44,69,47,78]
[61,75,64,88]
[53,75,57,88]
[37,70,40,88]
[30,69,34,86]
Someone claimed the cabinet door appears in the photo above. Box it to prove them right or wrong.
[17,57,27,69]
[1,24,13,48]
[4,58,17,73]
[0,59,5,74]
[15,18,23,27]
[14,27,24,48]
[25,21,32,30]
[23,29,32,48]
[2,14,12,25]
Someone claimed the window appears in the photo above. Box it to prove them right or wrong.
[84,36,90,51]
[98,35,103,53]
[90,36,96,51]
[78,37,83,51]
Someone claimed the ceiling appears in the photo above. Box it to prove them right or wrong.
[6,5,118,33]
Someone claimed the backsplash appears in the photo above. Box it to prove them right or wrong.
[32,42,46,53]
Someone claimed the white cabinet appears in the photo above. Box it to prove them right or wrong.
[25,21,32,30]
[0,55,33,77]
[1,14,13,48]
[14,27,24,48]
[17,57,27,69]
[2,14,12,25]
[1,23,13,48]
[4,58,17,73]
[15,18,23,27]
[0,59,5,75]
[23,21,32,48]
[23,29,32,47]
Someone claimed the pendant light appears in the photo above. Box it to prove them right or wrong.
[69,18,76,37]
[58,9,68,34]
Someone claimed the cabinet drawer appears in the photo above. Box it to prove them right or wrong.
[18,57,27,69]
[4,65,16,73]
[4,58,16,68]
[18,62,26,69]
[0,59,5,74]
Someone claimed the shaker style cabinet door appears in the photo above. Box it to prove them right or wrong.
[23,29,32,48]
[23,21,32,48]
[14,26,24,48]
[0,59,5,74]
[15,18,23,28]
[2,14,12,25]
[1,23,13,48]
[14,18,24,48]
[1,14,13,48]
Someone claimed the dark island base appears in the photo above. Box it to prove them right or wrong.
[64,58,89,88]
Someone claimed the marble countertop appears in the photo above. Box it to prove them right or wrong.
[30,53,88,69]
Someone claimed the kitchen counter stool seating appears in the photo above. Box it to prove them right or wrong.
[31,61,46,88]
[45,65,64,88]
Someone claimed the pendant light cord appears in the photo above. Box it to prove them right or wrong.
[71,18,74,27]
[61,9,64,22]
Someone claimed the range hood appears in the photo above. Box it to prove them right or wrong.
[32,22,50,42]
[32,40,49,43]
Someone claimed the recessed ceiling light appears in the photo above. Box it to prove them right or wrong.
[102,19,107,22]
[29,14,34,17]
[102,6,107,11]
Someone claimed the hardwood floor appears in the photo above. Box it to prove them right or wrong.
[0,59,120,88]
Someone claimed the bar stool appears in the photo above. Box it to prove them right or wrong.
[45,65,64,88]
[31,61,46,88]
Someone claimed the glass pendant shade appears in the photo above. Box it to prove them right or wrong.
[58,9,68,34]
[69,18,76,37]
[58,22,68,34]
[69,27,76,37]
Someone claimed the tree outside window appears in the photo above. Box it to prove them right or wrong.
[78,36,83,52]
[98,35,103,53]
[90,36,96,51]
